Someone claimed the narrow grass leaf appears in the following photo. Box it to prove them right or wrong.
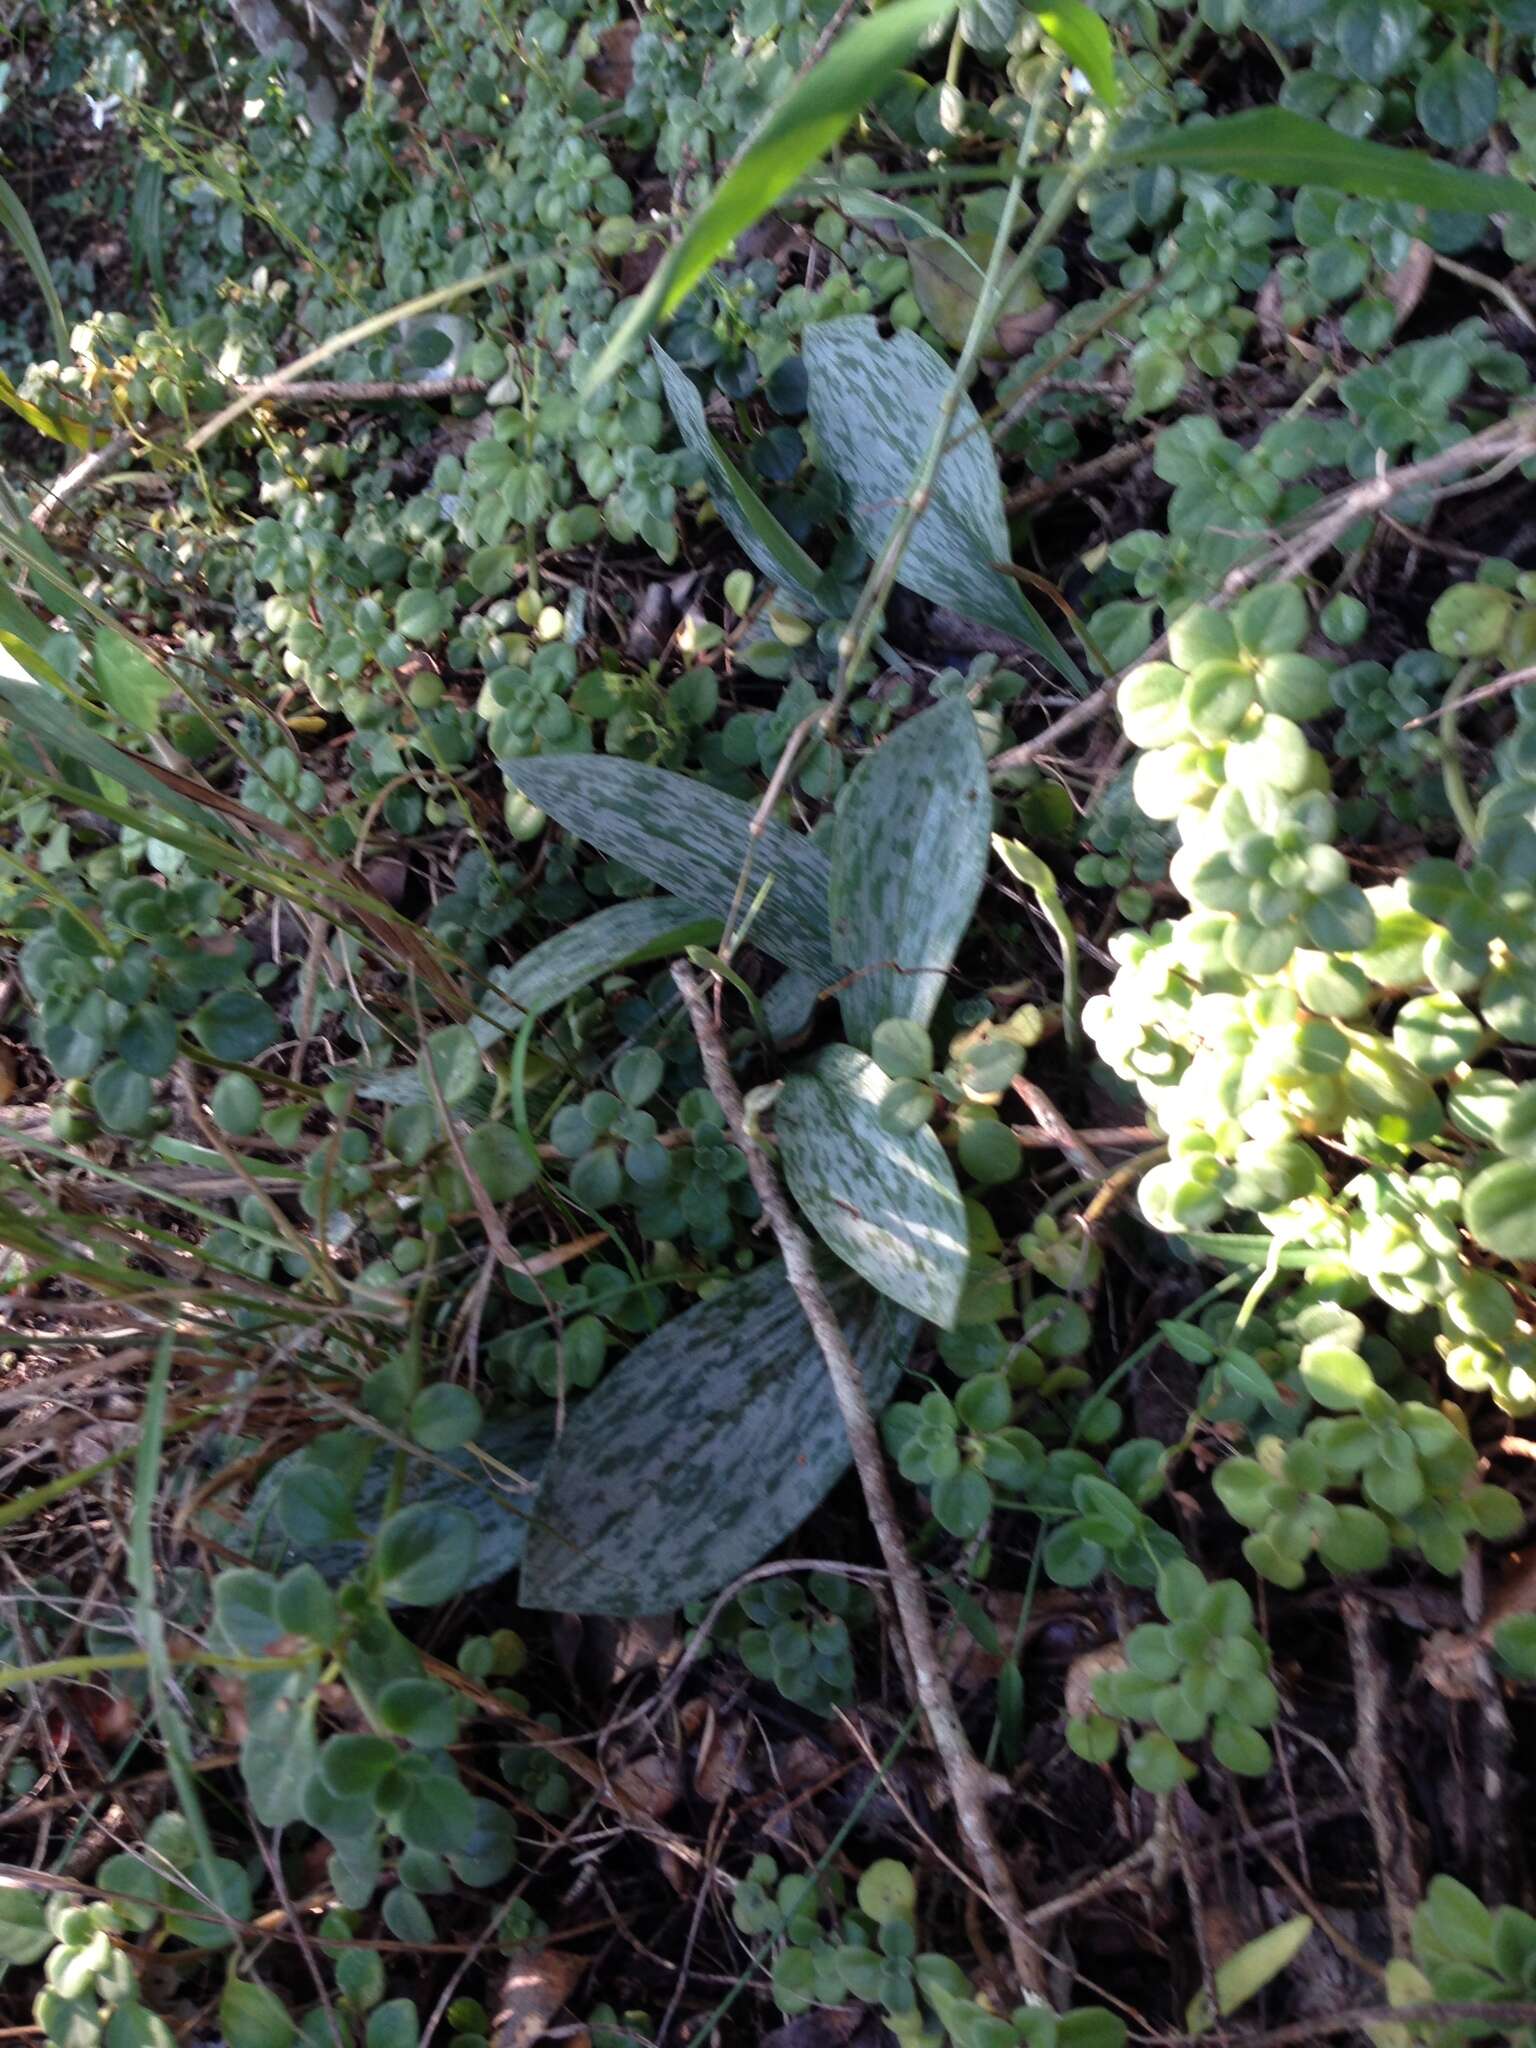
[777,1044,969,1326]
[475,898,722,1044]
[803,317,1084,684]
[128,1333,228,1929]
[0,677,232,837]
[521,1258,915,1613]
[1114,108,1536,224]
[829,697,990,1048]
[507,755,840,985]
[586,0,957,389]
[1031,1,1118,105]
[0,171,70,360]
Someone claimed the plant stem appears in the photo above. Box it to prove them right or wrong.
[1440,657,1485,849]
[673,961,1050,2003]
[1,1648,314,1692]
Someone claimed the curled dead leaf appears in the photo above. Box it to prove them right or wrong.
[610,1747,682,1821]
[586,22,637,99]
[693,1711,753,1806]
[1065,1643,1126,1724]
[1386,240,1433,332]
[493,1949,587,2048]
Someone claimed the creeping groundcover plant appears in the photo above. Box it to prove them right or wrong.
[5,0,1536,2043]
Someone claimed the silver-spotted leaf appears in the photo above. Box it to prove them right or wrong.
[474,898,722,1046]
[653,345,829,616]
[520,1259,915,1613]
[246,1416,552,1598]
[777,1043,968,1326]
[357,900,719,1106]
[508,755,839,985]
[829,696,990,1047]
[802,316,1082,686]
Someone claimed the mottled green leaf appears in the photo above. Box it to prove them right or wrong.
[522,1258,913,1613]
[508,755,839,985]
[803,317,1083,685]
[480,898,722,1032]
[777,1044,968,1326]
[247,1416,552,1597]
[829,697,990,1048]
[654,344,829,615]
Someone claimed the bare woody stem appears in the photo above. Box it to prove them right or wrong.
[671,960,1049,2002]
[988,403,1536,780]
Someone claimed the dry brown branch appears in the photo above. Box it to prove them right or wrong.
[1341,1592,1420,1956]
[671,960,1048,2002]
[989,403,1536,780]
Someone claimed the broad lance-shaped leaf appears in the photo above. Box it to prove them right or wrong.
[474,897,720,1047]
[1187,1916,1313,2037]
[586,0,955,388]
[246,1415,553,1598]
[1114,108,1536,227]
[654,344,829,617]
[356,900,719,1103]
[777,1044,968,1327]
[521,1258,915,1614]
[0,672,231,840]
[508,754,841,986]
[830,696,990,1049]
[803,318,1084,688]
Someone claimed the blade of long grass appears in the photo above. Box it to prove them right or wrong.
[128,1331,236,1940]
[586,0,956,389]
[0,172,70,360]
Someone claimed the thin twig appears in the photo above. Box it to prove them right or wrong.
[1010,1077,1106,1180]
[671,961,1048,2002]
[1005,436,1153,515]
[1402,659,1536,730]
[989,403,1536,779]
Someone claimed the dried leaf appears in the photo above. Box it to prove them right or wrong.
[493,1950,587,2048]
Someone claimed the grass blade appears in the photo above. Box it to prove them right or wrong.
[128,1333,231,1931]
[586,0,956,390]
[1114,108,1536,224]
[0,171,69,360]
[1031,2,1118,106]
